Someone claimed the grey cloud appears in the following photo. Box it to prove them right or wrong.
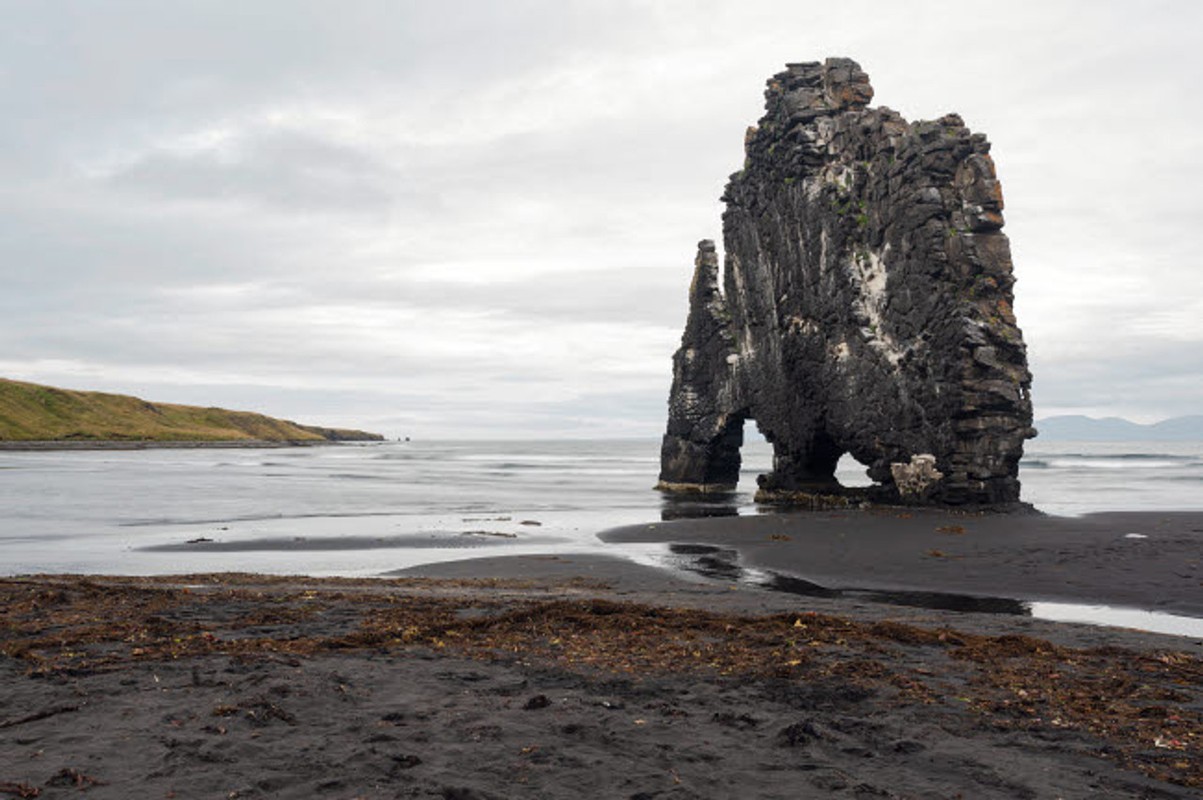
[105,128,407,214]
[3,1,1203,437]
[1030,338,1203,420]
[1,1,680,160]
[396,270,690,326]
[0,199,313,309]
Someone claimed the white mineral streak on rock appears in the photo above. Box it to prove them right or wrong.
[678,385,700,413]
[818,160,852,191]
[891,454,944,499]
[848,245,904,366]
[805,175,824,201]
[786,316,820,336]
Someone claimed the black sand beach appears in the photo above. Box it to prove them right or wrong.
[602,509,1203,618]
[3,510,1202,799]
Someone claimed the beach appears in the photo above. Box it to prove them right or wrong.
[601,508,1203,619]
[7,3,1203,797]
[3,509,1202,799]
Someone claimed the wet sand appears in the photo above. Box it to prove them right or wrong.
[601,508,1203,617]
[3,551,1202,799]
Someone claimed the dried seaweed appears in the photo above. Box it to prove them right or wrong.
[1,574,1199,788]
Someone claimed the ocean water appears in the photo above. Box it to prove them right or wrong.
[1019,440,1203,516]
[0,440,676,576]
[0,438,1200,577]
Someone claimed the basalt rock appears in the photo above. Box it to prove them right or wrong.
[657,58,1034,506]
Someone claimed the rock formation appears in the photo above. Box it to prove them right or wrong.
[658,58,1034,506]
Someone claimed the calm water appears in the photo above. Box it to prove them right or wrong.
[1019,440,1203,515]
[0,438,1200,577]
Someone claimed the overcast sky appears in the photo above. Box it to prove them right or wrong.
[2,1,1200,438]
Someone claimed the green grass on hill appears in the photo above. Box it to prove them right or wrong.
[0,378,381,443]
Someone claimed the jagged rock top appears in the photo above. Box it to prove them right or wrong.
[771,58,874,116]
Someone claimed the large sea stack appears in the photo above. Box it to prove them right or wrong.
[658,58,1034,506]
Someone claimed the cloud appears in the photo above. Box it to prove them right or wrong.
[2,1,1202,437]
[103,126,404,215]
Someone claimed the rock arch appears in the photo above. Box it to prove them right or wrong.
[656,59,1034,506]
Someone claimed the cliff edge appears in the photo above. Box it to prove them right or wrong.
[0,378,383,445]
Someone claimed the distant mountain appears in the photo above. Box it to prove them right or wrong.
[0,378,382,444]
[1035,414,1203,441]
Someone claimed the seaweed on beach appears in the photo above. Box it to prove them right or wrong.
[1,574,1200,789]
[953,636,1203,786]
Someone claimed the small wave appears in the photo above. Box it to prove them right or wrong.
[457,454,576,464]
[495,462,562,470]
[1117,452,1197,461]
[138,533,525,552]
[119,510,417,527]
[371,452,448,462]
[1054,452,1195,462]
[1034,458,1188,471]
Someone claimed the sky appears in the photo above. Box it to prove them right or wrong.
[2,1,1201,438]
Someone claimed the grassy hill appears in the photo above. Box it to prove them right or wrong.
[0,378,382,443]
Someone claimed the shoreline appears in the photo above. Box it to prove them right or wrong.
[134,506,1203,622]
[0,438,385,451]
[6,506,1200,623]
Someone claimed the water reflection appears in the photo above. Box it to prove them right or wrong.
[663,544,1030,615]
[1030,602,1203,638]
[663,544,745,581]
[659,494,742,520]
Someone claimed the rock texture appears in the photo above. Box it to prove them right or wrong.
[658,58,1033,506]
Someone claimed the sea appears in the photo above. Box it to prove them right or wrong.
[1,437,1201,578]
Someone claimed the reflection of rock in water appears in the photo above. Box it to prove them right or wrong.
[841,589,1028,616]
[657,58,1034,507]
[760,573,841,599]
[666,544,744,582]
[664,543,1030,616]
[660,495,741,521]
